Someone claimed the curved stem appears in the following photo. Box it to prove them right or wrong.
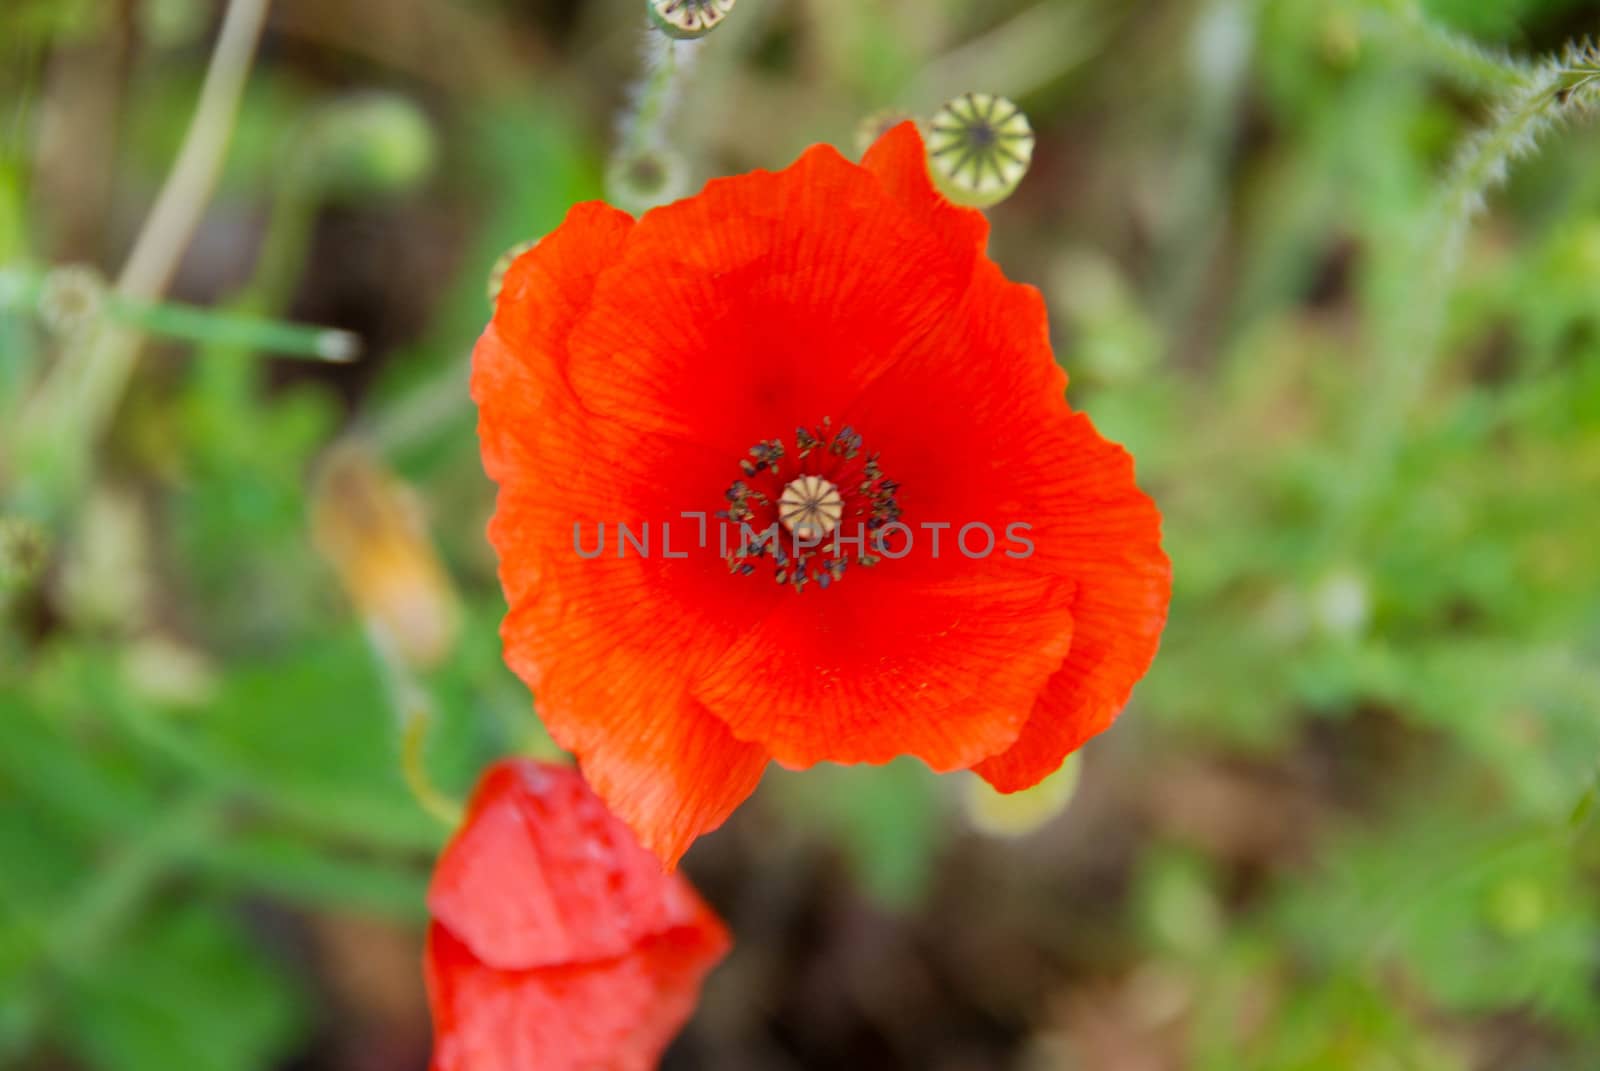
[16,0,271,510]
[1362,4,1529,92]
[622,32,682,159]
[1331,51,1589,543]
[401,711,464,829]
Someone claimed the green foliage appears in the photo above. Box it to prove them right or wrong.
[63,906,303,1071]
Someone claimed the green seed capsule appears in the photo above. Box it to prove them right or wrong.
[604,146,689,214]
[926,92,1035,208]
[648,0,736,40]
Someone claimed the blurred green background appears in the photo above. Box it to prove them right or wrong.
[3,0,1600,1068]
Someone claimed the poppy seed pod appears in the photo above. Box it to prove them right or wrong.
[963,754,1083,837]
[604,145,690,214]
[927,92,1036,208]
[648,0,736,40]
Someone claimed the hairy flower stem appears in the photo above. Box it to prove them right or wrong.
[1362,4,1530,92]
[622,32,684,159]
[607,27,701,211]
[1334,42,1600,544]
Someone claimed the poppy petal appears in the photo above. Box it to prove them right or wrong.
[427,760,712,969]
[559,141,976,457]
[562,694,769,870]
[476,227,772,868]
[859,121,990,266]
[424,761,730,1071]
[692,567,1077,770]
[425,914,727,1071]
[973,415,1170,791]
[835,253,1167,784]
[481,393,770,867]
[490,200,635,391]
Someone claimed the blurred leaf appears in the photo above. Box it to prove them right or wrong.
[197,830,428,921]
[194,631,446,851]
[63,904,304,1071]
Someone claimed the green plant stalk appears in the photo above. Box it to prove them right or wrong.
[106,293,358,362]
[49,790,225,971]
[0,265,353,360]
[1362,3,1530,92]
[368,625,465,828]
[0,788,226,1059]
[402,712,465,828]
[621,31,683,160]
[1151,0,1256,345]
[12,0,270,515]
[1334,48,1600,543]
[194,833,429,920]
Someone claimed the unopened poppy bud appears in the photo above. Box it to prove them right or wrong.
[605,146,689,213]
[0,517,48,593]
[855,108,915,157]
[426,760,730,1070]
[310,442,459,669]
[37,264,106,338]
[927,92,1035,208]
[297,94,437,200]
[647,0,736,40]
[963,754,1082,836]
[486,237,540,308]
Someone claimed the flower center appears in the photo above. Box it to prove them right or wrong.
[778,475,843,540]
[719,419,901,593]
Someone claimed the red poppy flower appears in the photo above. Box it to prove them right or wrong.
[473,122,1170,867]
[425,760,729,1071]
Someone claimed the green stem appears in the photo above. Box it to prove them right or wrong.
[1362,4,1530,92]
[49,790,225,971]
[1332,56,1576,543]
[103,686,445,851]
[622,32,682,158]
[402,713,465,828]
[13,0,270,514]
[194,832,428,920]
[606,28,696,211]
[368,625,464,828]
[106,293,359,362]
